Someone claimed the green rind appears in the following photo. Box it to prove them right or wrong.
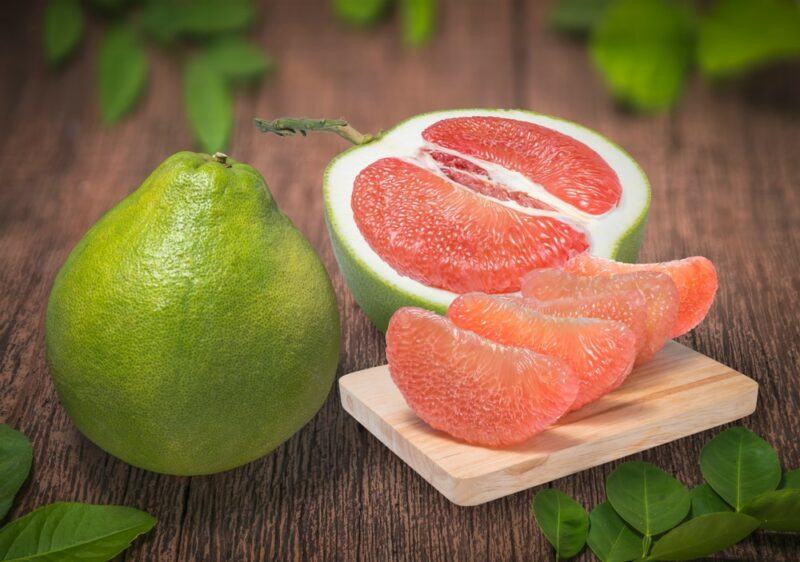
[324,109,651,332]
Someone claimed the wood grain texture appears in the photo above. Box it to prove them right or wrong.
[0,0,798,560]
[340,342,759,506]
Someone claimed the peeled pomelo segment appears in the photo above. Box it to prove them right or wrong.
[521,269,679,364]
[386,307,577,446]
[522,291,649,359]
[562,254,718,337]
[448,294,636,411]
[422,116,622,215]
[352,157,589,294]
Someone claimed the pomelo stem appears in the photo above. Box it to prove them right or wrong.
[254,117,380,146]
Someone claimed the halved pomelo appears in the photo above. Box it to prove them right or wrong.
[522,291,649,361]
[561,254,718,337]
[447,293,636,411]
[324,110,651,331]
[386,307,577,446]
[521,269,679,363]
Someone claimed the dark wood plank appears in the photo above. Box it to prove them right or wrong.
[0,1,798,561]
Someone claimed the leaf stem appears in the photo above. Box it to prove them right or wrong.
[253,117,380,146]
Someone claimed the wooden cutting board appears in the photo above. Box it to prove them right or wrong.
[339,341,758,506]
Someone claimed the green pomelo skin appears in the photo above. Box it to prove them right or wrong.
[46,152,341,475]
[323,110,651,332]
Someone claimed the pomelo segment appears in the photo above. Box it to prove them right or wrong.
[522,291,649,359]
[352,157,588,294]
[448,294,636,411]
[386,307,577,446]
[562,254,718,337]
[521,269,678,363]
[324,109,651,331]
[422,116,622,214]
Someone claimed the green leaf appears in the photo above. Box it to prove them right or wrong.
[179,0,255,36]
[606,461,690,537]
[98,24,149,124]
[203,37,274,82]
[587,501,645,562]
[690,483,732,517]
[141,1,184,43]
[646,512,760,561]
[531,489,589,559]
[589,0,695,111]
[88,0,129,11]
[700,426,781,511]
[0,502,156,561]
[549,0,612,34]
[399,0,436,46]
[0,425,33,521]
[781,469,800,489]
[698,0,800,78]
[184,56,233,153]
[333,0,391,27]
[741,488,800,532]
[43,0,85,66]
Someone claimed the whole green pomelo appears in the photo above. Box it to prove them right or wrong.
[45,152,340,475]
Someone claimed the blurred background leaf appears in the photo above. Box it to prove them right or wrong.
[204,37,274,82]
[178,0,256,37]
[98,24,148,124]
[400,0,436,46]
[334,0,391,27]
[549,0,612,35]
[44,0,85,66]
[184,56,233,153]
[698,0,800,78]
[590,0,695,111]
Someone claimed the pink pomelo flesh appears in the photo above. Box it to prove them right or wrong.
[448,294,636,411]
[521,269,679,364]
[353,158,588,294]
[386,307,577,446]
[521,290,649,361]
[351,116,627,294]
[562,254,718,337]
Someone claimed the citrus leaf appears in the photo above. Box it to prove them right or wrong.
[690,483,732,517]
[203,37,274,82]
[531,489,589,559]
[781,469,800,489]
[184,57,233,153]
[89,0,129,12]
[0,425,33,521]
[741,488,800,532]
[645,512,760,561]
[549,0,612,34]
[179,0,255,36]
[141,1,184,43]
[0,502,156,561]
[587,501,645,562]
[698,0,800,78]
[98,24,148,124]
[43,0,85,66]
[606,461,690,537]
[700,426,781,511]
[399,0,436,46]
[589,0,695,111]
[333,0,391,27]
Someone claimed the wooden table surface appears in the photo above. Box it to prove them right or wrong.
[1,1,798,560]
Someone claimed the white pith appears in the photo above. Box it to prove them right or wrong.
[325,109,650,309]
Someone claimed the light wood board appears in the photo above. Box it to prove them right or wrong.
[339,341,758,506]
